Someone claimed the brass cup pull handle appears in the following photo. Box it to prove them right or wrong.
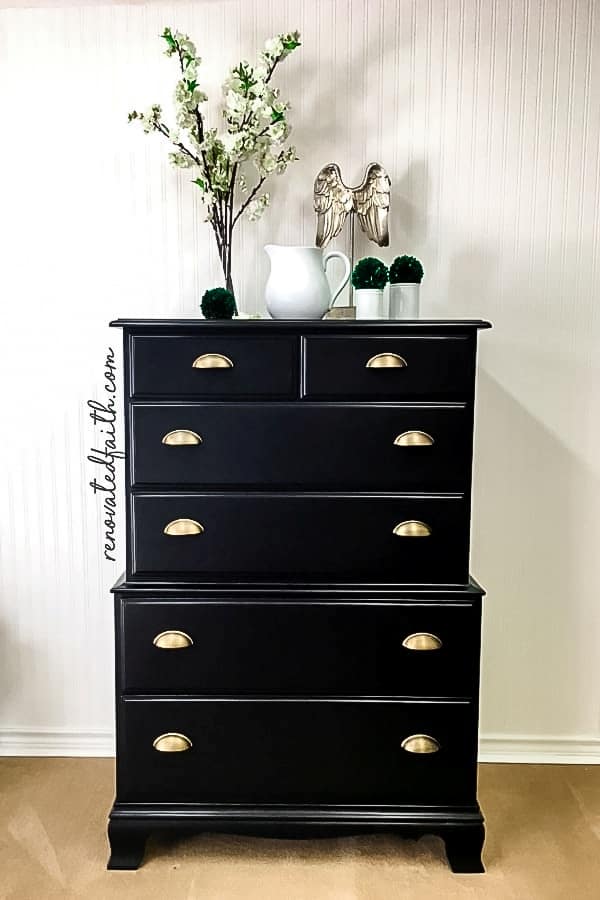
[192,353,234,368]
[401,734,440,754]
[394,430,434,447]
[153,630,194,650]
[365,352,407,368]
[153,733,192,753]
[163,518,204,536]
[402,632,442,651]
[162,429,203,446]
[393,520,432,537]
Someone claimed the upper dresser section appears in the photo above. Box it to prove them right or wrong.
[112,319,490,585]
[130,334,297,398]
[119,320,490,402]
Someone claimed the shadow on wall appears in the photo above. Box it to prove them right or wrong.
[390,159,430,250]
[472,367,597,737]
[446,247,498,319]
[271,19,423,266]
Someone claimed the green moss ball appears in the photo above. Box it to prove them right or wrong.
[351,257,389,291]
[389,255,424,284]
[201,287,237,320]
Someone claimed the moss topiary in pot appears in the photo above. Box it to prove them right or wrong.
[389,255,424,319]
[351,257,389,290]
[201,287,237,320]
[351,257,388,319]
[389,255,424,284]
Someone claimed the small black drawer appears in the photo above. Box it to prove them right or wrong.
[117,698,478,804]
[130,335,297,398]
[130,494,470,583]
[130,403,473,491]
[303,335,475,400]
[119,600,481,696]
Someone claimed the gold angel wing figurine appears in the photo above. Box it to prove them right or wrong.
[314,164,353,248]
[314,162,391,248]
[353,163,391,247]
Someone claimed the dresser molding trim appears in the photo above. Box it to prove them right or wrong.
[111,319,492,331]
[109,801,485,823]
[111,577,483,595]
[107,803,486,872]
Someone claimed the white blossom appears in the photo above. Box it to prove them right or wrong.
[264,37,284,58]
[225,89,246,115]
[247,192,270,221]
[168,151,194,168]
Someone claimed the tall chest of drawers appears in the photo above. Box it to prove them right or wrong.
[108,318,491,873]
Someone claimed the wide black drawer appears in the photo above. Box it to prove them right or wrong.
[120,600,481,696]
[130,335,297,398]
[130,404,472,491]
[130,494,470,583]
[303,335,475,400]
[117,698,478,804]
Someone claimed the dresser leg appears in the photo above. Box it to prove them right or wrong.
[443,824,485,873]
[107,820,148,870]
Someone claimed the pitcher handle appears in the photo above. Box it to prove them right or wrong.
[323,250,351,308]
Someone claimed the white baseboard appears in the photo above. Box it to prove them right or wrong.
[0,727,114,757]
[479,734,600,764]
[1,728,599,764]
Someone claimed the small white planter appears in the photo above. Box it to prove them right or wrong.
[389,282,420,319]
[355,288,385,319]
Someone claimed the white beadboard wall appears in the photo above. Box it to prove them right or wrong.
[0,0,599,762]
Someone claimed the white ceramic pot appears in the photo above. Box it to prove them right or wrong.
[264,245,351,319]
[389,282,420,319]
[355,288,385,319]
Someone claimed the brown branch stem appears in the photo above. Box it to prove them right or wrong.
[155,123,202,167]
[231,173,266,227]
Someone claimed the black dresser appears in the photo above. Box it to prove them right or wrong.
[107,318,491,873]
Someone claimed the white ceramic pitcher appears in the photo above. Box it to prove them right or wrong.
[265,245,351,319]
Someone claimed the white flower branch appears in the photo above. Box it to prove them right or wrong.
[129,26,301,297]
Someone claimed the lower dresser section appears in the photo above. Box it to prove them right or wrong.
[108,579,486,874]
[120,599,481,695]
[116,698,478,805]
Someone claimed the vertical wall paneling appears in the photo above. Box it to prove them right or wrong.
[0,0,598,759]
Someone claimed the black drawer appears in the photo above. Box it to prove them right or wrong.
[130,494,470,583]
[117,698,478,804]
[120,600,481,696]
[130,404,473,491]
[303,335,475,400]
[130,335,297,398]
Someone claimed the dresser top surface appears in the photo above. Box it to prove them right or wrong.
[111,318,492,331]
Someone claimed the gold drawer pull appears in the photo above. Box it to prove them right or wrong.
[394,431,434,447]
[402,632,442,651]
[393,520,432,537]
[153,733,192,753]
[153,630,193,650]
[192,353,233,368]
[163,518,204,536]
[401,734,440,754]
[365,352,407,368]
[162,429,203,446]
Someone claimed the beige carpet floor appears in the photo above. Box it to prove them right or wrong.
[1,759,600,899]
